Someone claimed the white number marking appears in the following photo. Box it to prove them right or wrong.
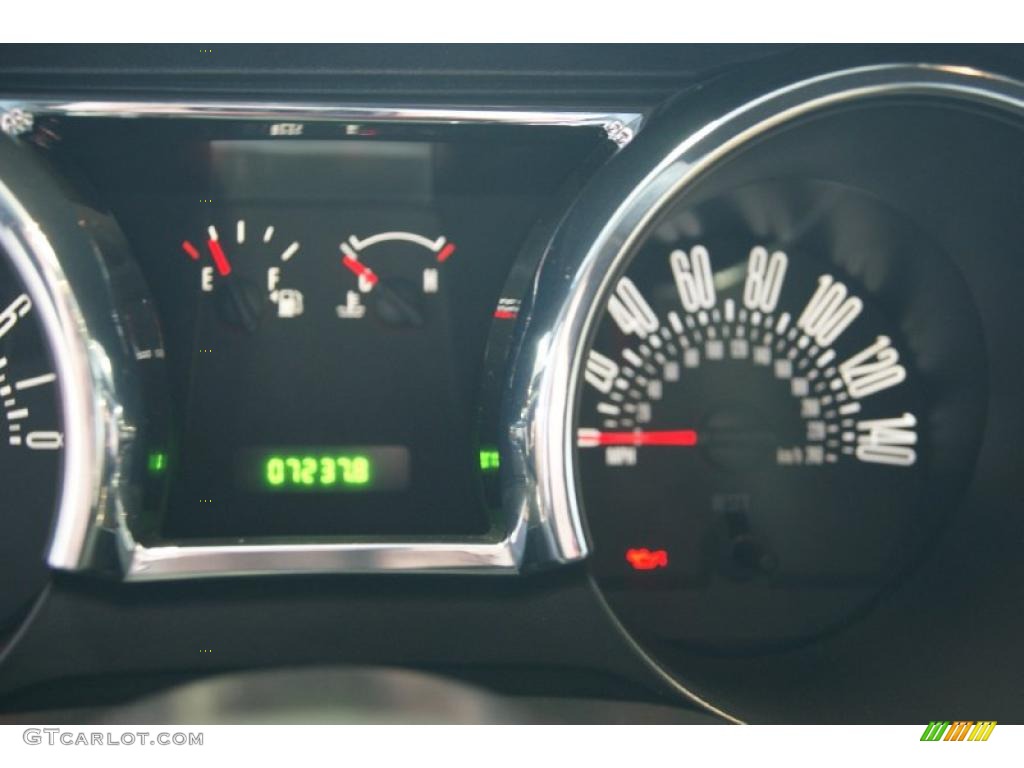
[797,275,863,347]
[856,413,917,466]
[0,294,32,342]
[743,246,788,312]
[670,245,716,312]
[584,350,620,394]
[839,335,906,399]
[607,277,659,337]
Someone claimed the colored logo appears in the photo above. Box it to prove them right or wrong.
[920,721,997,741]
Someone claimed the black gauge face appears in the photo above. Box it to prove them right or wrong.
[0,252,62,630]
[577,180,985,650]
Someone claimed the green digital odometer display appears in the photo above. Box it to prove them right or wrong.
[265,454,371,488]
[247,446,410,493]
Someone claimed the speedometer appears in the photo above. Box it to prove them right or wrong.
[576,179,987,648]
[496,68,1012,670]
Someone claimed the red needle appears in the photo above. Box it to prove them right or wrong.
[437,243,456,263]
[577,429,699,448]
[207,239,232,277]
[341,254,379,287]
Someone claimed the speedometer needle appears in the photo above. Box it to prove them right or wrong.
[577,429,699,448]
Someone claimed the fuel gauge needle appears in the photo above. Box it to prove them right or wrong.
[577,429,699,447]
[206,238,261,332]
[207,238,233,276]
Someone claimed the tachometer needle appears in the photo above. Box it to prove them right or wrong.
[341,254,379,287]
[207,239,233,277]
[577,429,699,448]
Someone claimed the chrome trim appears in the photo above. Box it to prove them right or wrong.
[0,140,136,578]
[0,99,645,141]
[587,576,744,724]
[0,108,33,136]
[0,99,645,580]
[125,519,526,581]
[0,181,96,564]
[503,63,1024,714]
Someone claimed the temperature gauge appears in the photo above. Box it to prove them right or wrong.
[337,231,455,325]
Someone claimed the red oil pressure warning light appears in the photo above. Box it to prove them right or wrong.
[625,548,669,571]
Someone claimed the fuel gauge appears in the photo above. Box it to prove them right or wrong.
[181,219,305,329]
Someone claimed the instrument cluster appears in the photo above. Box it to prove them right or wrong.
[3,59,1024,723]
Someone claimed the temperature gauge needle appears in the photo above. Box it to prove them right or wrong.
[340,254,424,327]
[577,429,699,448]
[341,254,379,286]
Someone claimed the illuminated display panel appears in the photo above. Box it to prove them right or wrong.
[48,116,608,540]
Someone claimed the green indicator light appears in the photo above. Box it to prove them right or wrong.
[479,448,500,472]
[148,451,167,474]
[263,454,373,490]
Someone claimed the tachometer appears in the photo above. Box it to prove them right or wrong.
[0,253,62,629]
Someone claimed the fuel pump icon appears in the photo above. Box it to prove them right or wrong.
[273,288,304,318]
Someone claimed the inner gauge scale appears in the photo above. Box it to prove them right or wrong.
[578,232,926,609]
[0,254,63,628]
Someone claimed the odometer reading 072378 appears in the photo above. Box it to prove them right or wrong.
[248,446,411,493]
[265,453,371,489]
